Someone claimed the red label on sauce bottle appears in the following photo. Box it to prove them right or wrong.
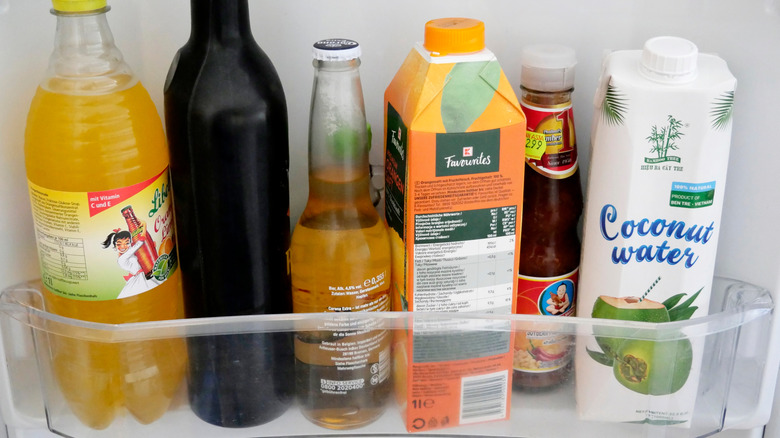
[523,103,578,179]
[514,269,577,373]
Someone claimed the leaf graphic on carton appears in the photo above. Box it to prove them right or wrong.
[440,61,501,132]
[710,90,734,131]
[602,84,628,126]
[587,347,614,367]
[328,127,364,159]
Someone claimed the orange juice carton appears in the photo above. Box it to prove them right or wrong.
[383,18,526,432]
[576,37,736,424]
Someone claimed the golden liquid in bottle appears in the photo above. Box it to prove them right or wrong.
[291,170,392,429]
[25,82,186,429]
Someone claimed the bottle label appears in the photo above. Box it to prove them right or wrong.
[293,267,392,398]
[295,325,391,395]
[522,102,578,179]
[294,286,391,398]
[516,268,577,316]
[27,168,178,301]
[514,269,577,373]
[324,272,390,312]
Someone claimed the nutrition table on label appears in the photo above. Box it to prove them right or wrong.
[413,206,517,313]
[36,231,87,281]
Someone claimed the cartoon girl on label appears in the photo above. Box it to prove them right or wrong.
[102,225,160,299]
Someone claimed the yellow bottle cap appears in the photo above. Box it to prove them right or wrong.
[52,0,107,13]
[423,18,485,56]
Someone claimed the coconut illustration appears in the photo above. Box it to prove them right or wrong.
[612,338,693,396]
[591,295,670,355]
[592,295,671,322]
[586,278,701,396]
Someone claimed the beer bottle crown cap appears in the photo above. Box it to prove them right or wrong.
[312,39,361,61]
[423,18,485,56]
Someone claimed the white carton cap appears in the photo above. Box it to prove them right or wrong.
[312,39,361,61]
[640,36,698,83]
[520,44,576,92]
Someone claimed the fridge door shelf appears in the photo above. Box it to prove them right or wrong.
[0,277,772,438]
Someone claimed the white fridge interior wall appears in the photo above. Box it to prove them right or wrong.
[0,0,779,435]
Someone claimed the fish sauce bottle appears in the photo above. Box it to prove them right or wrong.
[513,45,583,389]
[291,39,392,429]
[24,0,186,429]
[163,0,293,427]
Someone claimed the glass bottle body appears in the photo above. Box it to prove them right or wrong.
[514,86,583,389]
[163,0,293,427]
[291,56,392,429]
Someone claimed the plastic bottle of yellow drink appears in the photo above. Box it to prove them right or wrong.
[291,39,392,429]
[24,0,185,430]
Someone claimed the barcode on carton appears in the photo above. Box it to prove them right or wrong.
[459,370,508,424]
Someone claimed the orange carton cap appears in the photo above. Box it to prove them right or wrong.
[423,18,485,56]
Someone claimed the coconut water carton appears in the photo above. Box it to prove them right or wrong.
[576,36,736,424]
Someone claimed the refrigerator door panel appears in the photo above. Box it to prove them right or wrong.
[0,0,778,437]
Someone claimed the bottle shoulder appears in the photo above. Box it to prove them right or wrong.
[520,88,573,107]
[292,211,388,254]
[165,43,286,112]
[297,204,380,230]
[43,13,138,95]
[169,40,282,82]
[25,82,169,191]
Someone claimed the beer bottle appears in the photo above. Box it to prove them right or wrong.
[291,39,392,429]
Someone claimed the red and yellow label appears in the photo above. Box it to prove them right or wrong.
[28,168,177,301]
[514,269,577,373]
[522,102,578,179]
[516,269,577,316]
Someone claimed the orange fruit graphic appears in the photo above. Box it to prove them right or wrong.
[158,237,174,256]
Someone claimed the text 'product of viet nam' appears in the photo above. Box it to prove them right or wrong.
[576,36,736,425]
[384,17,526,433]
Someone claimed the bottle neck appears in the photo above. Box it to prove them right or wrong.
[519,84,580,182]
[45,8,135,93]
[122,208,139,227]
[190,0,253,45]
[520,86,573,108]
[307,58,370,202]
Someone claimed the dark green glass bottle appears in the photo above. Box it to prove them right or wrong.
[163,0,293,427]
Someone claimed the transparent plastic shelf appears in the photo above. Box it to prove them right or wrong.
[0,277,773,438]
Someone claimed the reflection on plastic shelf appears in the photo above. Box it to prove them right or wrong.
[0,0,8,15]
[0,277,773,438]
